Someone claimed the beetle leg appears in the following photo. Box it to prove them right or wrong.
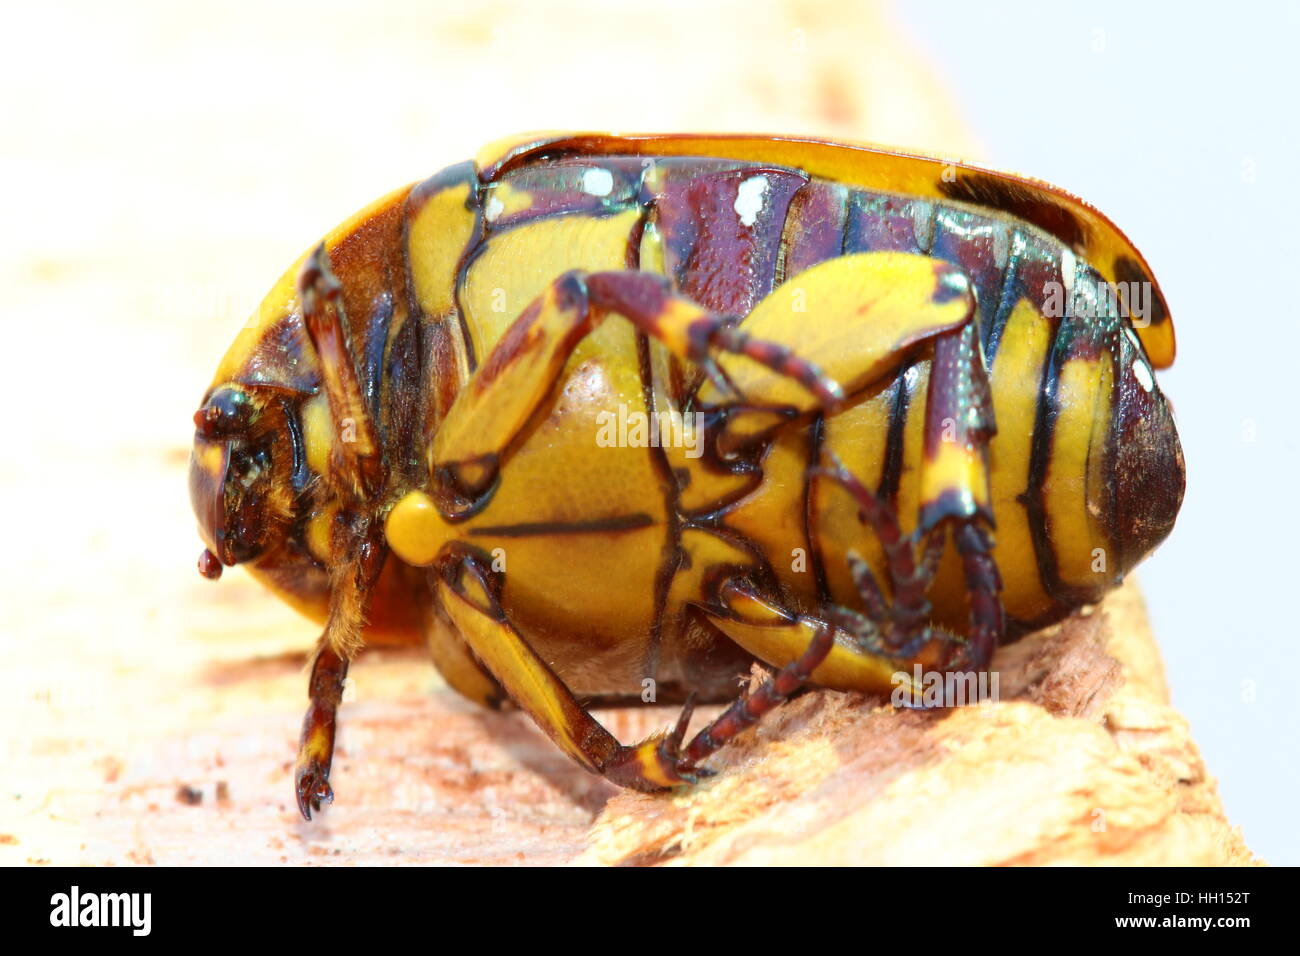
[433,546,711,791]
[812,308,1003,670]
[702,584,909,695]
[292,518,386,819]
[426,270,846,514]
[700,421,1002,701]
[692,251,981,455]
[422,599,507,710]
[678,623,834,770]
[819,452,942,629]
[295,643,348,820]
[298,244,384,500]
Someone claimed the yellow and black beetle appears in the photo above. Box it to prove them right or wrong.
[189,133,1184,816]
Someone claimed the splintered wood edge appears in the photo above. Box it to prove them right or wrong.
[575,580,1261,866]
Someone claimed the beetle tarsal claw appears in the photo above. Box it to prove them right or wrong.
[603,696,714,791]
[655,694,715,782]
[294,760,334,821]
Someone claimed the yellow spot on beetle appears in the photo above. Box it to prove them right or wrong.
[386,491,448,566]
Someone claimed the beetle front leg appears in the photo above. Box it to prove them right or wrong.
[292,518,386,819]
[295,642,348,819]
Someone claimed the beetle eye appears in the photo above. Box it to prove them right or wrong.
[194,385,256,439]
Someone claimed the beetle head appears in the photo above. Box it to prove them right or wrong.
[190,383,297,576]
[1105,331,1185,578]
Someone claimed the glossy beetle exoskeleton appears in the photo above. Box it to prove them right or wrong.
[189,133,1184,816]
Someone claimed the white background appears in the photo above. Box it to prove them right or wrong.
[897,0,1299,864]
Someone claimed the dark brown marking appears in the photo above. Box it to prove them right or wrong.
[803,414,831,604]
[635,318,687,685]
[878,367,913,505]
[467,513,656,538]
[939,172,1088,252]
[1112,254,1170,328]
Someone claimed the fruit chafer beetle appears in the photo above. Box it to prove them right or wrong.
[189,133,1184,817]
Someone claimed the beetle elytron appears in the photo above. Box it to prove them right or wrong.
[189,133,1184,817]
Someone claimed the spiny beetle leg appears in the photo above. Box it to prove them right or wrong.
[679,623,835,770]
[917,321,996,534]
[293,519,386,819]
[814,453,939,637]
[294,643,348,821]
[952,521,1002,671]
[817,452,1002,673]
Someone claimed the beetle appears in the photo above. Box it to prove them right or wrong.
[189,132,1184,818]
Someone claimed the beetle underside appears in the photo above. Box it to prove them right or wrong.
[189,134,1183,816]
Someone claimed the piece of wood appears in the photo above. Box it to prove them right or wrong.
[581,581,1260,866]
[7,580,1257,866]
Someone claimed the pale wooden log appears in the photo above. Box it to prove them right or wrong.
[580,581,1260,866]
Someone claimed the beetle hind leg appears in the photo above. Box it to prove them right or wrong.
[685,453,1003,772]
[675,623,835,771]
